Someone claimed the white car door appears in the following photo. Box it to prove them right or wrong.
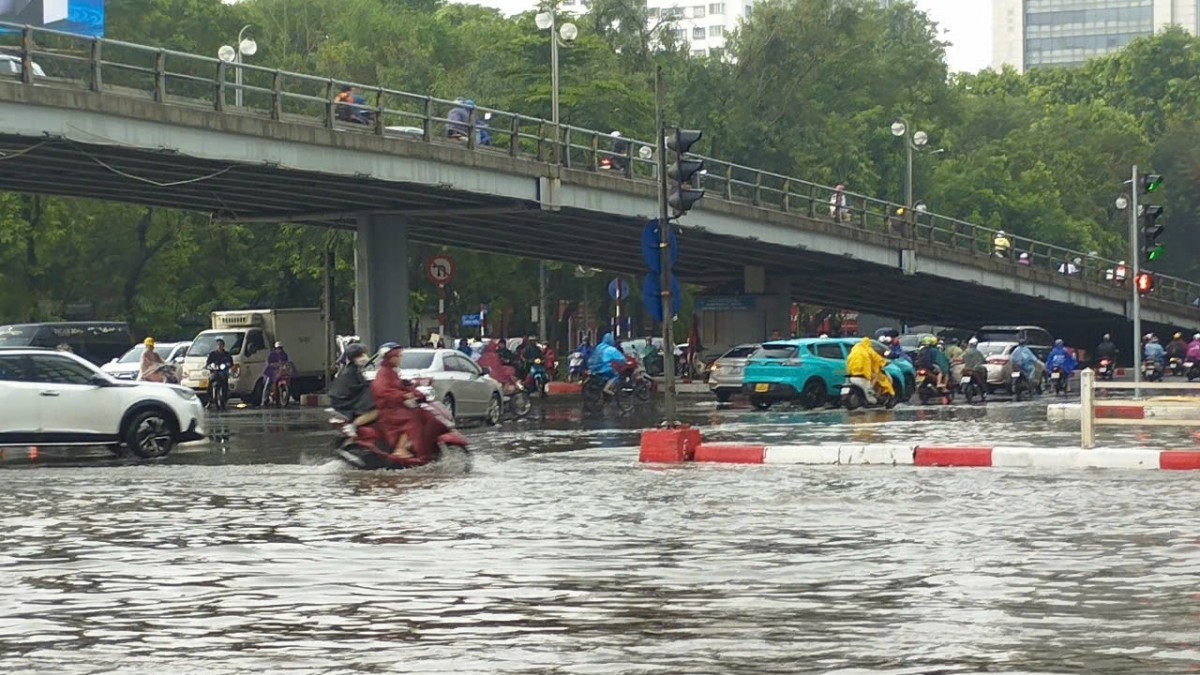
[438,354,475,416]
[30,353,122,442]
[0,354,44,444]
[456,355,493,416]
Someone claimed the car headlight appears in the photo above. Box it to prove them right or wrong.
[173,388,198,402]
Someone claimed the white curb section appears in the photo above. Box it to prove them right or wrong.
[764,444,917,466]
[991,446,1162,469]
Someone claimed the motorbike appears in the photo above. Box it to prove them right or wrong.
[1186,358,1200,382]
[1049,366,1070,395]
[262,362,293,408]
[840,376,896,411]
[958,369,986,404]
[582,365,637,415]
[1142,359,1164,383]
[568,351,587,382]
[1010,369,1036,402]
[206,362,232,411]
[328,397,470,471]
[626,354,652,402]
[915,367,953,405]
[642,346,665,377]
[1096,357,1115,381]
[526,358,549,398]
[141,361,180,385]
[1169,356,1185,377]
[502,381,532,420]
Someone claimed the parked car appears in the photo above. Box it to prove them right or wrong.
[0,321,134,366]
[102,342,191,381]
[0,54,45,78]
[707,343,760,403]
[742,338,909,410]
[362,348,501,425]
[0,348,205,458]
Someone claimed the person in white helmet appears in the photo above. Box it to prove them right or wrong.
[961,337,987,400]
[609,131,629,172]
[992,230,1012,258]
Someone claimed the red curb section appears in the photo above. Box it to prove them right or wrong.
[693,444,766,464]
[1095,405,1146,420]
[547,382,583,395]
[1160,451,1200,471]
[639,427,702,463]
[914,447,994,467]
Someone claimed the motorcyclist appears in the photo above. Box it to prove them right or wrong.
[543,345,558,379]
[961,337,987,397]
[520,335,543,367]
[458,337,472,356]
[1010,339,1043,385]
[263,341,290,400]
[479,340,519,393]
[370,342,425,461]
[847,337,895,400]
[205,338,234,370]
[139,337,167,382]
[881,335,908,363]
[1166,332,1188,361]
[1046,339,1077,381]
[447,98,474,140]
[916,336,950,389]
[1095,333,1117,363]
[1143,333,1165,367]
[609,131,629,171]
[944,337,965,381]
[992,230,1012,258]
[328,344,379,439]
[588,332,629,395]
[1187,333,1200,362]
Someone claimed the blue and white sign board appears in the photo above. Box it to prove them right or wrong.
[461,314,482,327]
[0,0,105,37]
[608,277,630,301]
[695,296,758,312]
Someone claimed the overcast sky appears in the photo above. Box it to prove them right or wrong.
[449,0,993,73]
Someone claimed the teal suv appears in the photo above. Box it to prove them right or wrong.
[742,338,915,410]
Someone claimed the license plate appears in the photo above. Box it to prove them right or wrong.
[960,376,972,385]
[196,378,209,389]
[1051,372,1061,379]
[1011,372,1021,379]
[840,387,851,396]
[1187,363,1194,368]
[755,383,769,393]
[1099,366,1108,372]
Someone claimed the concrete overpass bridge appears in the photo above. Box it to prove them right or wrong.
[0,24,1197,350]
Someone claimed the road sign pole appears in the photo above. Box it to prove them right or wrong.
[655,66,677,426]
[438,283,446,345]
[1131,164,1141,399]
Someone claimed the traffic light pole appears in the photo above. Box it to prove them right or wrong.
[655,66,677,426]
[1130,164,1142,398]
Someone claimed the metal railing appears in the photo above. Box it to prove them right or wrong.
[3,21,1200,310]
[1079,368,1200,448]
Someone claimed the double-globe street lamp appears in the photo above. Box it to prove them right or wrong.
[533,5,577,342]
[890,117,928,210]
[218,25,257,108]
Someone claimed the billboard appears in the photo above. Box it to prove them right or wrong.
[0,0,104,37]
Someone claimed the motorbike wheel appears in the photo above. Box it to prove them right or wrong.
[918,388,932,406]
[510,391,532,419]
[614,386,635,414]
[279,383,291,408]
[582,379,605,414]
[883,393,897,410]
[843,390,864,411]
[1015,381,1029,402]
[964,383,979,405]
[633,380,651,402]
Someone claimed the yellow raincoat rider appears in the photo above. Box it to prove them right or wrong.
[847,337,895,398]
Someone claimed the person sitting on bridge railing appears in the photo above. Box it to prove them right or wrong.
[829,184,850,223]
[335,86,371,125]
[992,230,1012,258]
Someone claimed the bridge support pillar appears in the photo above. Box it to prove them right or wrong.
[354,215,410,350]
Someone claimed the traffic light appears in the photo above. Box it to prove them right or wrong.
[1141,204,1164,262]
[1135,271,1155,295]
[666,128,704,216]
[1140,173,1163,194]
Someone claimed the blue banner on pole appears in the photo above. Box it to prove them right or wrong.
[461,314,482,327]
[641,219,679,274]
[643,273,682,322]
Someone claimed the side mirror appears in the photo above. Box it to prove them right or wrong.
[109,357,118,364]
[91,374,112,387]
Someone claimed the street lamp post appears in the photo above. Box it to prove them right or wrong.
[890,117,928,209]
[218,25,257,108]
[534,5,576,344]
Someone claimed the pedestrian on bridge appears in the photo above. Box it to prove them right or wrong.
[992,230,1012,259]
[829,185,850,224]
[1058,257,1081,276]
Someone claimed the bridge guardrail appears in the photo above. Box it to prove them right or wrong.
[2,22,1199,311]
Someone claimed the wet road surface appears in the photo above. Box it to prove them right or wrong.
[2,395,1199,674]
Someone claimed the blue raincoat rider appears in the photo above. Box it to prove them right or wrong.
[587,333,627,394]
[1009,340,1040,380]
[1143,334,1166,366]
[1046,339,1077,376]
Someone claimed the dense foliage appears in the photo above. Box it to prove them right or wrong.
[1,0,1196,340]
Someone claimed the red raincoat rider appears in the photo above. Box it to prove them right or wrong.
[371,344,440,464]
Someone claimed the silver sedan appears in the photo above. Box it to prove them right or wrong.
[708,343,761,403]
[363,348,502,425]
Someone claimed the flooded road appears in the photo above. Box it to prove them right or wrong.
[2,398,1199,673]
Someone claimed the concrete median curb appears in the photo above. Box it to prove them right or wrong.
[640,429,1200,471]
[1048,401,1200,421]
[300,394,332,408]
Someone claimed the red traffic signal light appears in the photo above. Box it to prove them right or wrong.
[1135,272,1155,295]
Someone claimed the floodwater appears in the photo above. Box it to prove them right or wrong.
[2,398,1199,674]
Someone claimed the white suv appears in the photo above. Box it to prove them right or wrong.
[0,348,205,458]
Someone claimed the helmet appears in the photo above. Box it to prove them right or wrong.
[1194,333,1200,341]
[611,130,622,137]
[880,336,892,344]
[1102,333,1111,340]
[968,337,979,345]
[921,336,937,347]
[1073,257,1082,265]
[1054,339,1064,346]
[996,230,1005,236]
[462,99,475,109]
[1144,333,1154,341]
[1174,332,1183,340]
[1019,252,1030,259]
[378,341,401,355]
[274,341,282,348]
[143,337,155,347]
[344,344,369,361]
[1018,338,1028,346]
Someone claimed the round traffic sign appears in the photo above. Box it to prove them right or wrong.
[426,255,457,286]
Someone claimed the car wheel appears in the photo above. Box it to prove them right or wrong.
[124,408,177,459]
[247,379,265,407]
[715,390,732,403]
[442,394,456,420]
[799,379,825,410]
[750,396,772,411]
[485,393,501,426]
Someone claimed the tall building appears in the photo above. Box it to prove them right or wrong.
[645,0,752,57]
[993,0,1200,72]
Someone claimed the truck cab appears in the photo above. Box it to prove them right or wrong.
[181,315,272,401]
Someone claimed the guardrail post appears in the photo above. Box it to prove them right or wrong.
[806,183,816,217]
[324,80,336,129]
[90,38,102,92]
[154,50,166,103]
[423,97,433,142]
[752,172,762,206]
[590,132,599,171]
[537,121,547,162]
[1080,368,1095,449]
[215,61,226,111]
[20,26,33,85]
[374,87,385,135]
[782,180,790,212]
[623,142,633,179]
[467,109,477,151]
[724,164,733,201]
[509,115,519,157]
[561,127,570,168]
[270,70,282,120]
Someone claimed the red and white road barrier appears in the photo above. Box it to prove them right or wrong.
[300,394,332,408]
[640,429,1200,471]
